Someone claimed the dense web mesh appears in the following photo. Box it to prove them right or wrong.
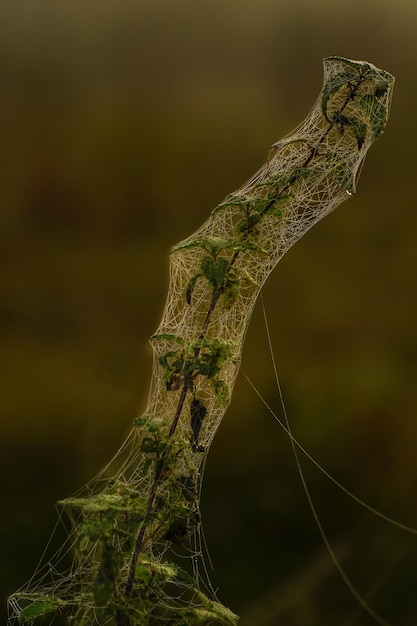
[8,57,394,625]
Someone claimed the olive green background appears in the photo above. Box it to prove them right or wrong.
[1,1,417,624]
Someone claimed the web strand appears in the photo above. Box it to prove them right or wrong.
[242,292,414,625]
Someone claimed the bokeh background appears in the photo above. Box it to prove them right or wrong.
[1,0,417,624]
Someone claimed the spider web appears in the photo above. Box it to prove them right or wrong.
[8,57,394,625]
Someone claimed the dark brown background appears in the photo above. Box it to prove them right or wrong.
[1,1,417,624]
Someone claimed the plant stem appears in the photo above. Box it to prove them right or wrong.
[119,70,361,608]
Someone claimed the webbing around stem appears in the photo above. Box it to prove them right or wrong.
[8,57,394,626]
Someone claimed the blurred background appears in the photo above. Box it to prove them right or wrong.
[1,0,417,623]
